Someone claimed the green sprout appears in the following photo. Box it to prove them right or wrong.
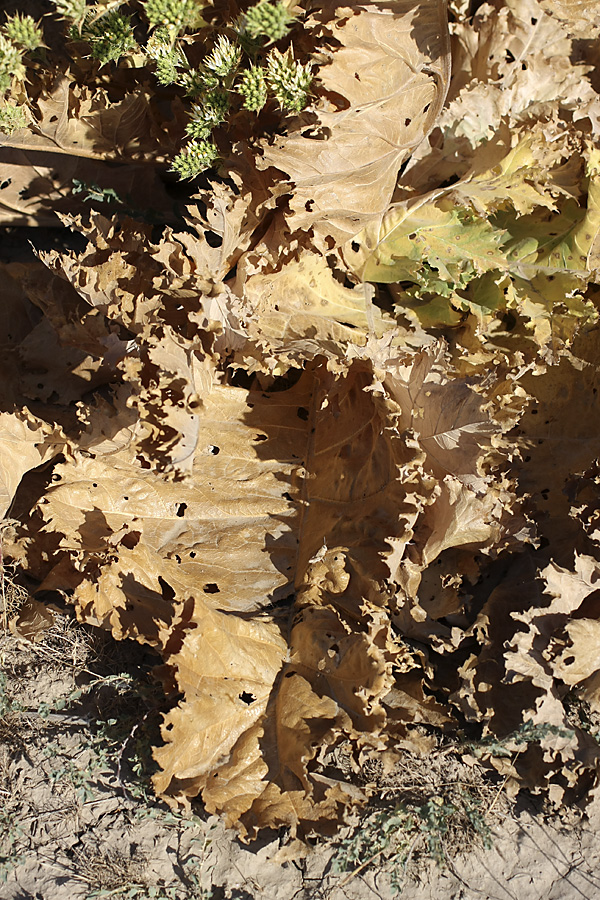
[35,0,318,179]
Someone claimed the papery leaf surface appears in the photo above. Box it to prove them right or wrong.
[259,0,450,245]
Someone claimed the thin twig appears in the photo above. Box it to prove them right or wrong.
[488,750,522,815]
[338,847,386,889]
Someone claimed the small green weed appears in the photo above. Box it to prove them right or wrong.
[71,179,125,206]
[333,787,493,895]
[0,808,24,884]
[465,721,576,759]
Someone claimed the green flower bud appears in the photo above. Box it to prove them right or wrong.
[266,47,312,113]
[155,52,183,84]
[170,137,219,179]
[3,14,43,52]
[241,1,294,42]
[146,25,174,59]
[237,65,268,113]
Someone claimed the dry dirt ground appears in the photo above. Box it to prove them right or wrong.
[2,588,600,900]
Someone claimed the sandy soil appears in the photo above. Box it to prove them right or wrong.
[2,602,600,900]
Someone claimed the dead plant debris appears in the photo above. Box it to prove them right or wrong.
[0,0,600,887]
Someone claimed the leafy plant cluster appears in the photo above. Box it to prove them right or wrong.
[1,0,600,850]
[0,0,313,177]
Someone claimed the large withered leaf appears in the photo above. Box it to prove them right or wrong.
[259,0,450,246]
[0,77,174,162]
[154,597,390,833]
[234,251,397,369]
[35,375,307,616]
[27,355,465,831]
[152,601,288,812]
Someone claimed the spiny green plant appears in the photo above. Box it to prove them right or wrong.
[265,46,312,112]
[2,13,43,52]
[0,0,315,174]
[0,14,42,132]
[240,0,295,42]
[0,33,25,94]
[0,102,27,134]
[144,0,208,32]
[69,8,138,65]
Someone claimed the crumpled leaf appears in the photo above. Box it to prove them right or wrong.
[538,0,600,38]
[259,0,450,245]
[6,0,600,837]
[343,199,508,286]
[0,76,178,162]
[9,597,55,642]
[449,0,597,122]
[16,339,527,832]
[0,410,68,520]
[504,326,600,557]
[343,136,599,354]
[233,251,396,367]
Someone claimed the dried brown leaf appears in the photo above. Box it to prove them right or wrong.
[259,0,450,245]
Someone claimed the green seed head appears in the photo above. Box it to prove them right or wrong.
[170,137,219,179]
[0,34,26,93]
[186,89,230,137]
[0,102,27,134]
[241,0,294,42]
[203,35,241,78]
[3,14,44,52]
[180,66,219,97]
[83,11,138,65]
[52,0,88,25]
[144,0,206,33]
[237,65,268,113]
[266,47,312,113]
